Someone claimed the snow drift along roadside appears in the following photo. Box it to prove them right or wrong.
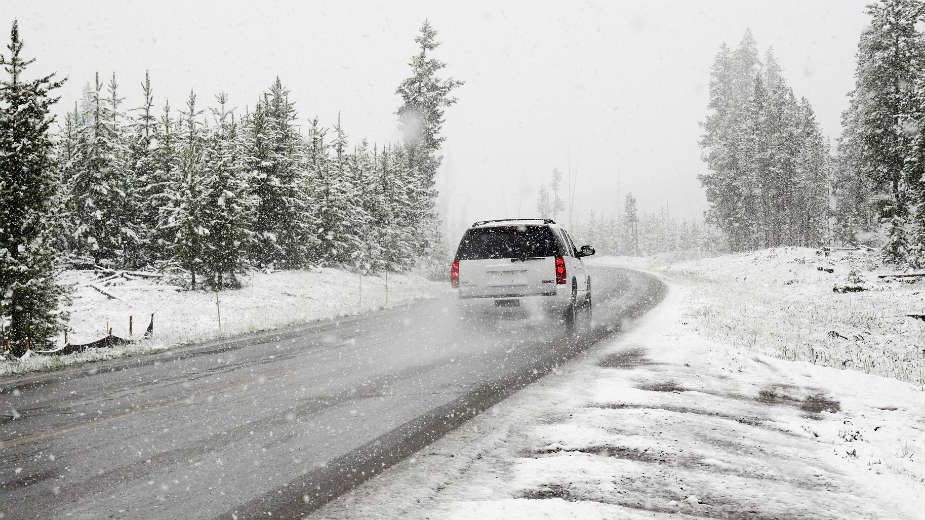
[0,268,448,377]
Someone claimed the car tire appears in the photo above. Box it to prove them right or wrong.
[584,292,592,326]
[564,283,579,333]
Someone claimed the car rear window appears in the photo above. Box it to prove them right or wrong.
[455,226,561,260]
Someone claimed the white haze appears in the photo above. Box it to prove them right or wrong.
[8,0,869,241]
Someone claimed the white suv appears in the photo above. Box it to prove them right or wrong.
[450,219,594,329]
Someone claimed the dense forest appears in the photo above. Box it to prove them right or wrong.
[699,0,925,267]
[0,20,460,352]
[698,30,830,252]
[58,21,461,287]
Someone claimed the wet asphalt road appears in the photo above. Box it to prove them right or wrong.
[0,266,664,519]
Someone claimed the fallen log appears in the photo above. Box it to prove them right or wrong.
[907,314,925,322]
[87,284,122,300]
[877,273,925,279]
[833,285,867,293]
[123,270,165,279]
[34,314,154,357]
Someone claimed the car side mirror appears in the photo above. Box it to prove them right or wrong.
[578,245,595,258]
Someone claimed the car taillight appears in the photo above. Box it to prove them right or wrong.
[451,261,460,288]
[555,256,566,284]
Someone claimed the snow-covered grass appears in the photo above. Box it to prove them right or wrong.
[0,268,447,377]
[622,247,925,385]
[314,276,925,519]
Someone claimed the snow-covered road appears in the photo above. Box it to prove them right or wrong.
[315,277,924,520]
[0,266,664,519]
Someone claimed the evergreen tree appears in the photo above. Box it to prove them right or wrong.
[129,72,165,265]
[151,99,178,261]
[793,99,830,246]
[842,0,925,263]
[624,193,639,256]
[200,94,254,288]
[247,78,308,269]
[347,140,379,273]
[536,184,552,218]
[550,168,565,221]
[163,90,205,287]
[69,73,126,265]
[55,102,80,248]
[307,116,358,265]
[0,20,69,354]
[395,20,462,261]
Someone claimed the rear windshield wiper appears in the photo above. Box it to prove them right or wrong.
[511,256,545,262]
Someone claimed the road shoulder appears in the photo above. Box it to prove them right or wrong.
[314,279,925,519]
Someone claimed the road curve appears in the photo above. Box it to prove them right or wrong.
[0,266,665,520]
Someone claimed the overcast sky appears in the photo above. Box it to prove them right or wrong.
[8,0,871,238]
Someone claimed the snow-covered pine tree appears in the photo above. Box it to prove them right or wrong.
[199,94,254,288]
[69,73,122,265]
[304,117,331,265]
[55,102,81,250]
[624,193,639,256]
[832,105,877,245]
[369,144,415,272]
[699,36,758,252]
[163,90,205,287]
[129,72,164,267]
[0,20,69,354]
[248,79,308,269]
[395,20,462,264]
[843,0,925,263]
[737,75,767,250]
[331,116,367,264]
[151,99,179,262]
[347,139,379,274]
[536,184,552,218]
[307,116,362,266]
[550,169,565,221]
[793,98,830,246]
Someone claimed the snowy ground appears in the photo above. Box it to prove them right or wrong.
[0,268,447,376]
[314,252,924,519]
[646,247,924,385]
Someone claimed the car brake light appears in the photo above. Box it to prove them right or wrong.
[451,261,460,288]
[555,256,566,284]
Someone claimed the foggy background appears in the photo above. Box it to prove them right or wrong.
[10,0,869,240]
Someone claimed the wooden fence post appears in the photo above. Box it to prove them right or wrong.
[215,288,222,331]
[129,315,133,336]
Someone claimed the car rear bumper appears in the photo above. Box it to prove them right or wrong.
[455,287,571,314]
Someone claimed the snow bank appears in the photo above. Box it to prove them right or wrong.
[0,268,447,377]
[652,247,925,384]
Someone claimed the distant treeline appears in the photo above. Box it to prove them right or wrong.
[575,193,725,257]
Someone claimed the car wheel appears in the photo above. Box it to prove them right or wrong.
[564,283,579,332]
[584,292,592,326]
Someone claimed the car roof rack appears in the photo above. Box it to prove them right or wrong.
[471,218,556,227]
